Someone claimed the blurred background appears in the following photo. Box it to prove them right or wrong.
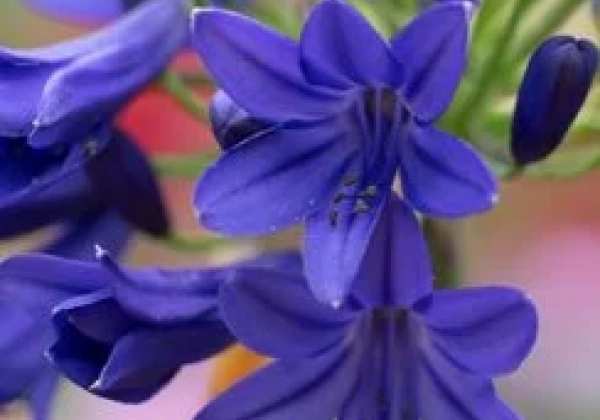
[0,0,599,419]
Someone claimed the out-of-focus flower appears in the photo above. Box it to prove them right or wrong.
[0,129,169,239]
[0,209,132,420]
[196,195,537,420]
[192,0,497,303]
[0,0,187,149]
[511,35,599,165]
[22,0,144,24]
[0,249,301,403]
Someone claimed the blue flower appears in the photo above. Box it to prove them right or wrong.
[0,209,132,420]
[22,0,145,24]
[0,248,301,403]
[192,0,498,303]
[511,35,599,165]
[0,0,187,149]
[0,128,169,238]
[196,195,538,420]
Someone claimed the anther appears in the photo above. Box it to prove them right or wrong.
[85,140,98,157]
[329,210,339,227]
[353,199,370,213]
[342,175,358,186]
[361,185,378,197]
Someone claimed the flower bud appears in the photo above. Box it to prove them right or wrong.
[209,91,271,150]
[511,36,598,165]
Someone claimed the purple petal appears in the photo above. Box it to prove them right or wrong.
[353,194,433,307]
[23,0,127,23]
[304,192,386,305]
[391,2,469,122]
[399,125,498,218]
[299,0,401,89]
[0,253,108,314]
[209,90,271,150]
[415,286,538,376]
[195,120,356,235]
[416,344,521,420]
[98,251,225,324]
[50,291,233,403]
[221,268,354,359]
[191,9,340,123]
[0,303,50,404]
[29,0,188,148]
[41,209,133,260]
[86,130,169,237]
[194,343,360,420]
[27,369,59,420]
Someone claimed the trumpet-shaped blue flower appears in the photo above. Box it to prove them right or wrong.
[0,247,301,403]
[0,128,168,238]
[192,0,498,303]
[0,0,187,148]
[511,36,599,165]
[0,209,132,420]
[197,195,537,420]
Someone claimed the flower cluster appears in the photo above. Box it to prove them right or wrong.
[0,0,597,419]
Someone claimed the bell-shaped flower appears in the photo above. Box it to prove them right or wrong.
[0,0,188,148]
[192,0,498,303]
[0,209,132,420]
[0,247,301,403]
[196,195,538,420]
[0,128,169,239]
[511,35,599,165]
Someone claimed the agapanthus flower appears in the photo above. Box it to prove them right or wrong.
[0,128,169,238]
[192,0,497,303]
[0,209,132,420]
[196,195,537,420]
[22,0,145,24]
[511,35,599,165]
[0,248,301,403]
[0,0,187,149]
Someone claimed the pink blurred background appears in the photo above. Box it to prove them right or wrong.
[0,1,599,419]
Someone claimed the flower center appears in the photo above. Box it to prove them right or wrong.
[327,88,412,227]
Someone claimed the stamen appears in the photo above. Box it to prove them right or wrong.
[353,198,370,213]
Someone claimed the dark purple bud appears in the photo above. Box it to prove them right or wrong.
[511,35,599,165]
[209,90,271,150]
[86,130,170,237]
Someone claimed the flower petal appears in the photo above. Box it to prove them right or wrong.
[86,130,169,237]
[0,254,108,314]
[304,193,386,305]
[27,368,59,420]
[29,0,188,148]
[23,0,127,24]
[194,343,360,420]
[299,0,401,89]
[191,9,340,123]
[416,345,521,420]
[97,251,225,324]
[50,291,233,403]
[195,120,356,235]
[399,125,498,218]
[221,268,353,359]
[41,209,133,260]
[415,286,538,376]
[391,2,469,122]
[354,194,433,307]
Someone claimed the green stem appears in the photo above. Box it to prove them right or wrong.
[511,0,587,65]
[160,72,209,122]
[424,218,462,289]
[158,232,232,253]
[453,0,531,134]
[152,152,217,178]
